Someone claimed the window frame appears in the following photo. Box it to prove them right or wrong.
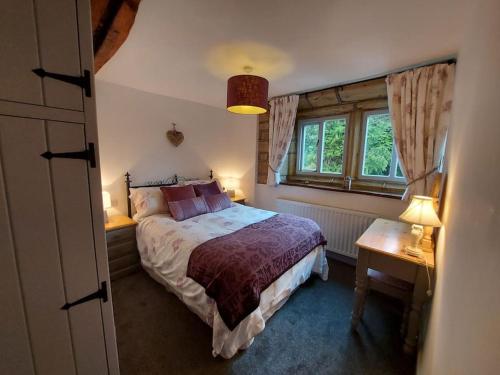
[358,109,406,183]
[296,114,350,177]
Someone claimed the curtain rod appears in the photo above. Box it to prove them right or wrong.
[269,56,457,100]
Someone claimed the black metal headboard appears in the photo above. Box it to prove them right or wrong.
[125,170,214,218]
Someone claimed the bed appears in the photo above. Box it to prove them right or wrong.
[125,172,329,358]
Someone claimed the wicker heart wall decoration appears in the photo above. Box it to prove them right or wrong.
[166,123,184,147]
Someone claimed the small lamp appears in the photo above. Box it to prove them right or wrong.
[224,178,239,198]
[399,195,442,257]
[102,191,112,224]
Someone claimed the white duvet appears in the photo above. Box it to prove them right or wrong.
[136,203,328,358]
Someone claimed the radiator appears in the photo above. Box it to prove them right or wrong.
[275,198,378,258]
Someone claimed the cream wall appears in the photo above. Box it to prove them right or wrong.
[255,184,407,220]
[418,0,500,373]
[95,80,257,216]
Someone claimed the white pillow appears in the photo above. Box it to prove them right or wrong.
[129,187,170,221]
[182,179,223,191]
[180,179,212,186]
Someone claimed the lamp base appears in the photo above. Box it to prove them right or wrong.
[404,223,424,258]
[404,245,423,258]
[103,209,109,224]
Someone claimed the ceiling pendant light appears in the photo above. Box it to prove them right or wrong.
[227,66,269,115]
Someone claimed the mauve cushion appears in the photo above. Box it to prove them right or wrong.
[205,193,232,213]
[161,185,196,203]
[168,196,209,221]
[193,180,222,197]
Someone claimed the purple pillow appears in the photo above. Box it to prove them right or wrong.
[193,180,222,197]
[205,193,232,213]
[161,185,196,204]
[167,196,209,221]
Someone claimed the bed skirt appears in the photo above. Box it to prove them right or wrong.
[141,245,329,359]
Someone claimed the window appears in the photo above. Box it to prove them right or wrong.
[360,110,405,181]
[294,110,405,187]
[297,115,348,175]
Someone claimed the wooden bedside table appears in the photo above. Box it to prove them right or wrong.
[351,218,435,353]
[105,215,140,281]
[231,195,246,205]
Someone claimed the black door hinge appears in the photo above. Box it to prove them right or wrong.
[61,281,108,310]
[33,68,92,97]
[41,143,96,168]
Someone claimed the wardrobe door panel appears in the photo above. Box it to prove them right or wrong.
[34,0,84,111]
[0,116,77,375]
[0,116,109,374]
[0,157,35,375]
[47,121,108,374]
[0,0,84,111]
[0,0,43,106]
[0,0,118,372]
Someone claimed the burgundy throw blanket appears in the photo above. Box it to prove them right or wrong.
[186,213,326,330]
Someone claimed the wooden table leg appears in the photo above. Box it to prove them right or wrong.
[404,266,428,353]
[400,302,410,338]
[351,248,369,329]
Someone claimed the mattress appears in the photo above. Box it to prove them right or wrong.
[136,204,329,358]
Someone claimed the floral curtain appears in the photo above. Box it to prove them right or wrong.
[386,63,455,199]
[267,95,300,185]
[92,0,142,72]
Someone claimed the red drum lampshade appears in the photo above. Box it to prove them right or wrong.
[227,75,269,115]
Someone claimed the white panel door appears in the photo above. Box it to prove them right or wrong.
[0,0,84,111]
[0,0,43,106]
[0,115,108,375]
[0,159,35,375]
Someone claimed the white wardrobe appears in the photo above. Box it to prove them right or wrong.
[0,1,119,374]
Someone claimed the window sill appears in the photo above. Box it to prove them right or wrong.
[280,181,403,200]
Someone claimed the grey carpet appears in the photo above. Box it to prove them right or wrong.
[111,260,415,375]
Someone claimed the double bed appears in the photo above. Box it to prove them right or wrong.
[126,173,329,358]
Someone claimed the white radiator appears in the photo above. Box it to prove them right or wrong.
[275,198,378,258]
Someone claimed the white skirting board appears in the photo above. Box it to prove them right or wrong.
[276,198,378,258]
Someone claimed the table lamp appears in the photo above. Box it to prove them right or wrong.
[399,195,442,257]
[224,178,239,198]
[102,191,112,224]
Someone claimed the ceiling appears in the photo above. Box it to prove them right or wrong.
[96,0,468,109]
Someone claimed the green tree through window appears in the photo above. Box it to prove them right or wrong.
[362,113,394,176]
[302,123,319,171]
[322,119,346,173]
[299,117,347,174]
[396,162,404,178]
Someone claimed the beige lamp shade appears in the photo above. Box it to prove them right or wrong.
[399,195,442,227]
[224,177,239,191]
[102,191,112,209]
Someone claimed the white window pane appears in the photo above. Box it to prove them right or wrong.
[362,113,394,177]
[321,118,346,174]
[301,123,319,171]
